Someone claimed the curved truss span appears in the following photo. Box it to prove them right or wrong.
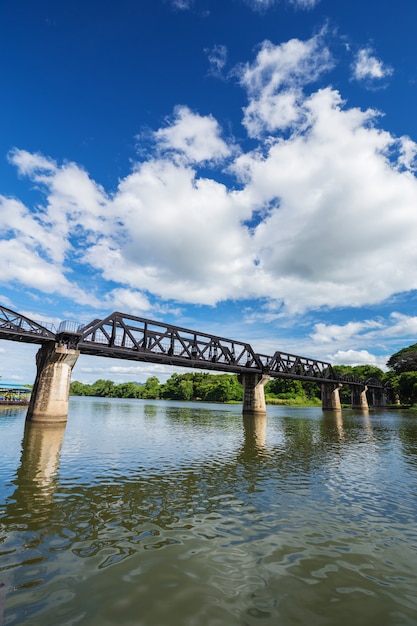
[0,305,55,344]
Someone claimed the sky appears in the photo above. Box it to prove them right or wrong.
[1,0,417,384]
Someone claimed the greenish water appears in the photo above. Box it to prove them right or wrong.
[1,398,417,625]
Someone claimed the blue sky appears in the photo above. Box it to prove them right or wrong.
[1,0,417,384]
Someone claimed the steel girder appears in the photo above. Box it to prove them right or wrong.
[0,305,55,344]
[78,311,262,374]
[256,351,337,383]
[0,305,385,389]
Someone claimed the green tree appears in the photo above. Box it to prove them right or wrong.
[70,380,90,396]
[161,373,183,400]
[113,382,143,398]
[141,376,161,399]
[178,379,194,400]
[397,372,417,404]
[90,379,116,397]
[351,365,384,381]
[266,378,306,399]
[387,343,417,374]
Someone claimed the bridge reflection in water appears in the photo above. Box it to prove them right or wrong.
[0,304,388,424]
[2,400,416,626]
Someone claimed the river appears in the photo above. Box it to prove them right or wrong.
[1,398,417,625]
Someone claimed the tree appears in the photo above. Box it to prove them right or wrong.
[178,379,194,400]
[351,365,384,381]
[397,372,417,404]
[266,378,306,399]
[141,376,161,399]
[90,379,116,397]
[387,344,417,374]
[113,382,143,398]
[70,380,90,396]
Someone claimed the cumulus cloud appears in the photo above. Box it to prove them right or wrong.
[3,33,417,320]
[154,106,233,163]
[308,313,417,370]
[330,349,380,367]
[239,34,333,136]
[352,47,393,83]
[311,320,383,345]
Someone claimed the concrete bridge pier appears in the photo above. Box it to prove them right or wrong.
[239,373,270,416]
[26,343,80,424]
[370,387,387,408]
[322,383,342,411]
[351,385,369,410]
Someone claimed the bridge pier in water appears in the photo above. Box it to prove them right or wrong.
[26,343,80,424]
[321,383,342,411]
[370,386,387,408]
[351,385,369,410]
[239,373,270,416]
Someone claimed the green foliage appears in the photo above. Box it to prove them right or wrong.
[92,379,116,397]
[70,379,143,398]
[162,372,243,403]
[69,380,90,396]
[397,372,417,404]
[141,376,161,399]
[113,382,143,398]
[264,378,322,405]
[70,372,244,403]
[387,344,417,374]
[332,364,384,381]
[330,365,386,404]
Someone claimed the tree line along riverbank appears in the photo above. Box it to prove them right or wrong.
[69,358,417,406]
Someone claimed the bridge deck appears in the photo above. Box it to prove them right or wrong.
[0,305,384,389]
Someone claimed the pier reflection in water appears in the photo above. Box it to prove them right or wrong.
[1,399,417,625]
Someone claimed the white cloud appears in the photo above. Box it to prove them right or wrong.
[308,313,417,370]
[381,312,417,338]
[396,136,417,172]
[3,34,417,321]
[154,106,233,163]
[311,320,383,345]
[83,158,254,305]
[352,47,393,83]
[102,289,152,314]
[233,79,417,312]
[239,34,333,136]
[330,349,381,367]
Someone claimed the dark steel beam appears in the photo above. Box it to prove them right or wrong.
[0,305,385,390]
[0,305,55,344]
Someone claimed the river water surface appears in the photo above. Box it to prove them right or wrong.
[1,398,417,625]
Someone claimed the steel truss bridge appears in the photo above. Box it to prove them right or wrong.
[0,305,384,391]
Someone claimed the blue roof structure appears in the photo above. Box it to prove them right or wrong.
[0,382,31,391]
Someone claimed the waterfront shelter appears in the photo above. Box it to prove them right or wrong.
[0,382,31,404]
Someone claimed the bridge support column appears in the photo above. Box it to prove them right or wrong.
[26,343,79,424]
[239,373,270,416]
[371,387,387,408]
[322,383,342,411]
[351,385,369,410]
